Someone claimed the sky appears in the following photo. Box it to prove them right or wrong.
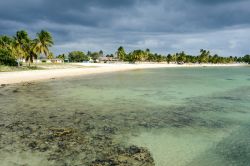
[1,0,250,56]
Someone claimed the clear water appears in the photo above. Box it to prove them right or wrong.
[0,67,250,166]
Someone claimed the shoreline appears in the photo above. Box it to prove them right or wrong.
[0,63,248,85]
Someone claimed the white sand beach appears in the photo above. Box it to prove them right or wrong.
[0,63,247,85]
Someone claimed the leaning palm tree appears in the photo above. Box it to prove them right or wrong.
[33,30,54,58]
[0,35,13,50]
[11,39,25,66]
[14,30,33,66]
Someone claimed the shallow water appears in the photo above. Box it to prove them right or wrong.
[0,67,250,166]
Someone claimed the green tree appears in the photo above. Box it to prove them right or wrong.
[147,53,156,62]
[57,54,65,60]
[99,50,104,57]
[173,53,177,63]
[33,30,54,58]
[14,30,34,65]
[68,51,89,62]
[199,49,210,63]
[243,55,250,64]
[117,46,126,61]
[90,52,101,61]
[166,54,172,63]
[177,51,186,63]
[87,51,91,57]
[130,50,145,62]
[0,36,13,50]
[48,52,54,59]
[155,54,164,62]
[11,39,25,66]
[0,48,17,66]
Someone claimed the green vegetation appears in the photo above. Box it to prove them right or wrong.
[115,47,250,64]
[117,46,126,61]
[67,50,103,62]
[33,30,54,58]
[57,54,66,61]
[1,30,250,70]
[0,65,40,72]
[68,51,89,62]
[0,48,17,66]
[89,51,101,61]
[242,55,250,64]
[0,30,54,67]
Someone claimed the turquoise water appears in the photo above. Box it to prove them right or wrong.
[0,67,250,166]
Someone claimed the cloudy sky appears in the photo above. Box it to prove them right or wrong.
[1,0,250,56]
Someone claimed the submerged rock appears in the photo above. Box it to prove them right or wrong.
[91,145,154,166]
[0,84,7,87]
[12,88,19,93]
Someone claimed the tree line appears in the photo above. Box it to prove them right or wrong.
[116,47,250,64]
[0,30,53,66]
[1,30,250,66]
[62,47,250,64]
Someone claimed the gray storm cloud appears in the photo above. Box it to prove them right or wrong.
[0,0,250,56]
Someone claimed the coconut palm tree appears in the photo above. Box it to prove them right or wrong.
[14,30,36,66]
[0,36,13,51]
[11,39,25,66]
[33,30,54,58]
[48,52,54,59]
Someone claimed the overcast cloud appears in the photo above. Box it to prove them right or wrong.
[1,0,250,56]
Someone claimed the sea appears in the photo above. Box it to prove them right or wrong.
[0,66,250,166]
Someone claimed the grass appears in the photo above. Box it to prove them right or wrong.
[0,65,41,72]
[0,63,94,72]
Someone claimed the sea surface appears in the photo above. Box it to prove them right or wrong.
[0,66,250,166]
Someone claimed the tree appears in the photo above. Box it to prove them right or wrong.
[57,54,65,60]
[166,54,172,63]
[99,50,104,57]
[154,54,164,62]
[0,48,17,66]
[33,30,54,58]
[48,52,54,59]
[0,36,13,50]
[173,53,177,63]
[68,51,89,62]
[87,51,91,57]
[177,51,186,63]
[14,30,34,65]
[117,46,126,61]
[148,53,156,62]
[0,36,21,65]
[90,52,101,61]
[130,50,145,62]
[145,48,150,61]
[0,30,56,66]
[199,49,210,63]
[243,54,250,64]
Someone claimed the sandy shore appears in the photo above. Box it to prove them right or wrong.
[0,63,247,85]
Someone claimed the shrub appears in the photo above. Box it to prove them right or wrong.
[0,48,17,66]
[68,51,89,62]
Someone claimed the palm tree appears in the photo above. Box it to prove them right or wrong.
[48,52,54,59]
[117,46,126,61]
[33,30,54,58]
[14,30,36,66]
[11,39,25,66]
[0,36,14,51]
